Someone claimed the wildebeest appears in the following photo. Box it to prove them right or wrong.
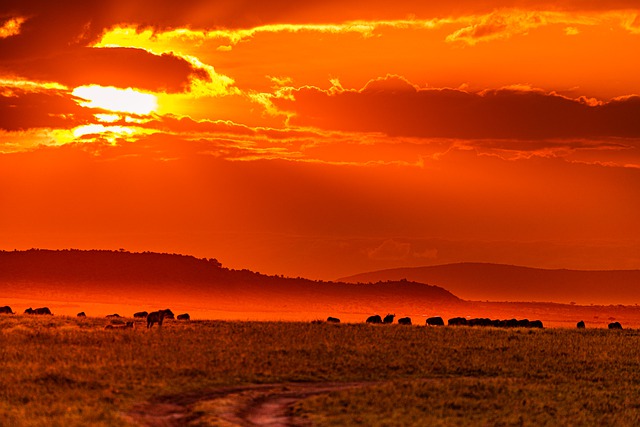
[177,313,191,321]
[366,315,382,324]
[426,316,445,326]
[106,313,121,318]
[608,321,623,330]
[24,307,52,315]
[577,320,585,329]
[326,316,340,323]
[398,317,412,325]
[133,311,149,319]
[147,309,173,328]
[105,321,134,330]
[529,320,544,329]
[448,317,467,326]
[0,306,14,314]
[468,318,492,327]
[77,312,86,317]
[383,314,395,324]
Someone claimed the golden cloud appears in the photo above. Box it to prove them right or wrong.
[0,16,26,38]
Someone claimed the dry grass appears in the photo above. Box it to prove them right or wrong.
[1,315,640,425]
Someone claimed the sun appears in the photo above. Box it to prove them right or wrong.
[72,85,158,115]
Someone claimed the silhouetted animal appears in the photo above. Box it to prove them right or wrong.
[105,322,134,330]
[468,318,492,327]
[177,313,190,321]
[577,320,585,329]
[106,314,121,318]
[426,316,444,326]
[0,306,14,314]
[366,315,382,324]
[77,312,86,317]
[24,307,52,315]
[398,317,412,325]
[383,314,395,324]
[516,319,531,328]
[147,309,173,328]
[161,309,175,319]
[529,320,543,329]
[326,317,340,323]
[608,322,623,330]
[133,311,149,319]
[448,317,467,326]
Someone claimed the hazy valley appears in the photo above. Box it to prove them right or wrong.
[2,249,640,328]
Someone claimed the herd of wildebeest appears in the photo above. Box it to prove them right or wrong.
[324,313,625,329]
[0,305,188,329]
[0,305,626,330]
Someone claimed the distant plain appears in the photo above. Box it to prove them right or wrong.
[2,315,640,426]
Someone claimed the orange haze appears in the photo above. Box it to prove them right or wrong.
[1,2,640,304]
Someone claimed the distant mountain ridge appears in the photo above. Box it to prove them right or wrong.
[0,249,461,314]
[339,262,640,305]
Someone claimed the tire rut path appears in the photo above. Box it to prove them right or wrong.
[123,381,375,426]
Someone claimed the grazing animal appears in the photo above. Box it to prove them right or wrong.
[383,314,395,324]
[516,319,531,328]
[177,313,191,321]
[77,312,86,317]
[448,317,467,326]
[426,316,445,326]
[468,318,492,327]
[0,306,14,314]
[366,315,382,324]
[147,309,173,328]
[106,314,121,318]
[105,321,134,330]
[577,320,585,329]
[24,307,52,315]
[326,316,340,323]
[398,317,412,325]
[608,321,623,330]
[529,320,544,329]
[133,311,149,319]
[161,309,175,319]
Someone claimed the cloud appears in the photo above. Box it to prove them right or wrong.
[0,16,25,38]
[623,13,640,34]
[445,10,572,44]
[367,239,440,262]
[564,26,580,35]
[0,86,96,131]
[444,9,640,45]
[367,239,412,261]
[0,4,226,94]
[6,47,208,93]
[273,75,640,140]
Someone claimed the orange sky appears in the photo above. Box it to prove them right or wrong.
[1,1,640,280]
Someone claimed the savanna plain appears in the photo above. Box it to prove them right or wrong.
[2,315,640,426]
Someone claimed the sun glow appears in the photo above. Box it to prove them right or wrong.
[72,85,158,115]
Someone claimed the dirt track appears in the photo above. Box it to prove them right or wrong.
[123,382,374,426]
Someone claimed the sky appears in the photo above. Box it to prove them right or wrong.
[1,0,640,280]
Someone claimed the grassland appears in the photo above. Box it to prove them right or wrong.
[1,315,640,426]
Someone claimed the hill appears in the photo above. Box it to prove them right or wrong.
[339,262,640,305]
[0,249,461,320]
